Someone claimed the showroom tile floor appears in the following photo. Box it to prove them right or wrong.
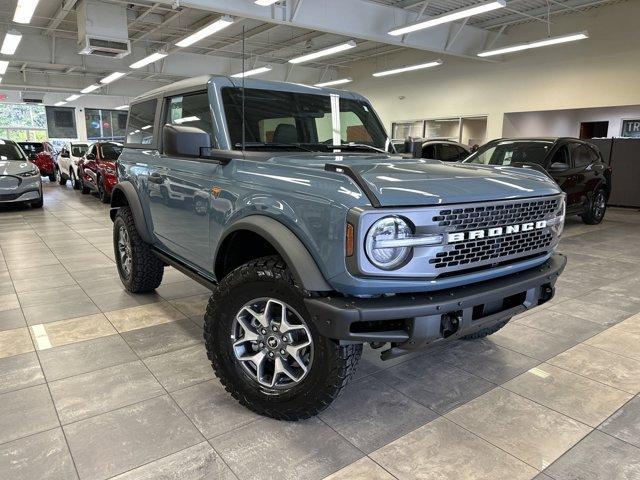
[1,181,640,480]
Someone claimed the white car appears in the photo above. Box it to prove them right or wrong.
[58,142,89,189]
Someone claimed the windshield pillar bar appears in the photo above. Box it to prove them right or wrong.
[330,94,341,146]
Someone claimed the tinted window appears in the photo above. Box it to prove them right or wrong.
[439,144,465,161]
[550,146,570,166]
[165,91,213,141]
[422,144,437,159]
[464,141,553,166]
[71,144,88,157]
[99,143,123,160]
[222,87,387,150]
[571,144,594,168]
[0,141,26,160]
[126,99,157,145]
[19,142,44,154]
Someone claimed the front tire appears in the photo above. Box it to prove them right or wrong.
[113,206,164,293]
[48,172,56,182]
[57,168,66,186]
[98,176,110,204]
[70,169,81,190]
[80,170,90,194]
[582,188,607,225]
[204,255,362,421]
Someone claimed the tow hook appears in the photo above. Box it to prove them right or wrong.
[440,311,462,338]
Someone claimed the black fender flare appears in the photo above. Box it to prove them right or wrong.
[218,216,332,292]
[109,182,154,244]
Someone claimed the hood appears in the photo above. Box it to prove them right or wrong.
[266,154,562,207]
[0,159,37,176]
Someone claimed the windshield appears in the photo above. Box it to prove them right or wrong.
[100,143,123,161]
[19,142,44,155]
[71,144,88,157]
[222,87,388,151]
[463,141,553,167]
[0,141,26,161]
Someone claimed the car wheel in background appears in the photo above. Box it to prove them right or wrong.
[57,168,66,186]
[113,206,164,293]
[582,188,607,225]
[204,255,362,420]
[80,170,90,194]
[48,172,56,182]
[70,169,81,190]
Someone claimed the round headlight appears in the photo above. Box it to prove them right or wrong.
[365,216,413,270]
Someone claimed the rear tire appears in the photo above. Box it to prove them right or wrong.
[461,318,510,340]
[581,188,607,225]
[80,170,90,194]
[113,206,164,293]
[204,255,362,421]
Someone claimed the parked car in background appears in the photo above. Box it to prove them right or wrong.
[462,137,611,224]
[58,142,89,189]
[78,142,123,203]
[18,141,57,182]
[391,138,470,161]
[0,139,43,208]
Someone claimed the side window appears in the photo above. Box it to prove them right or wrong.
[422,144,437,159]
[551,146,570,166]
[571,144,591,168]
[126,99,157,145]
[454,146,468,160]
[439,144,461,161]
[165,91,214,142]
[585,145,600,164]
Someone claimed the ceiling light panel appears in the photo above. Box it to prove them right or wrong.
[230,65,272,78]
[13,0,39,24]
[130,51,168,69]
[0,61,9,75]
[175,16,234,48]
[388,0,505,36]
[373,60,443,77]
[314,78,353,87]
[100,72,126,84]
[1,31,22,55]
[478,31,589,57]
[65,94,82,102]
[80,84,100,94]
[289,41,357,64]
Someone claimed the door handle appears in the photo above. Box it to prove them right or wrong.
[148,173,163,184]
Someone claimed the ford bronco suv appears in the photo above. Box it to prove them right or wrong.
[110,76,567,420]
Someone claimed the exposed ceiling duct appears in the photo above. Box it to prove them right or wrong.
[77,0,131,59]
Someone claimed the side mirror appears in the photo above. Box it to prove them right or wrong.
[549,162,569,172]
[61,150,70,158]
[163,124,211,157]
[85,153,96,160]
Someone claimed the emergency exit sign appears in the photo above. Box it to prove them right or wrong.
[621,119,640,138]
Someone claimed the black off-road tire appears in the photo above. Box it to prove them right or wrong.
[204,255,362,421]
[113,206,164,293]
[461,318,510,340]
[581,188,607,225]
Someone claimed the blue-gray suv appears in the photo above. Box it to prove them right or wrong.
[111,75,567,420]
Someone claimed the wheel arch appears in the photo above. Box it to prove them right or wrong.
[215,216,332,293]
[109,182,153,244]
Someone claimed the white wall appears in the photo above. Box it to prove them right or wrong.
[503,105,640,138]
[350,1,640,139]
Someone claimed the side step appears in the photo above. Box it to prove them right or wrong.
[152,248,217,291]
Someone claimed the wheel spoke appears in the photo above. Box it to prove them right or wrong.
[241,306,269,328]
[286,344,309,374]
[235,315,259,341]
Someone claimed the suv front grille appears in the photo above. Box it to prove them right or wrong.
[432,198,559,230]
[430,229,554,269]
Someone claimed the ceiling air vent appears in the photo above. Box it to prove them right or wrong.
[79,36,130,58]
[77,0,131,59]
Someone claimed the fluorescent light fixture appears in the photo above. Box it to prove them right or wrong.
[175,16,234,48]
[130,51,168,69]
[373,60,443,77]
[115,105,129,110]
[174,116,200,125]
[80,84,100,94]
[0,61,9,74]
[389,0,505,36]
[54,101,66,106]
[314,77,353,87]
[478,31,589,57]
[255,0,279,5]
[0,77,3,83]
[230,65,272,78]
[100,72,126,84]
[65,94,82,102]
[13,0,40,24]
[289,40,357,64]
[1,30,22,55]
[141,125,152,130]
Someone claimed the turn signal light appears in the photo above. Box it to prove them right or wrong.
[346,223,354,257]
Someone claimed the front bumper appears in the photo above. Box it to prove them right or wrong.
[305,253,566,359]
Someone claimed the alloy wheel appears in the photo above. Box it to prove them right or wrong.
[593,191,606,220]
[231,298,313,390]
[117,226,132,278]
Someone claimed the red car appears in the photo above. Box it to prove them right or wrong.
[18,142,57,182]
[78,142,123,203]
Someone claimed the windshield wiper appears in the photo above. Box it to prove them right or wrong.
[234,142,316,153]
[327,143,387,154]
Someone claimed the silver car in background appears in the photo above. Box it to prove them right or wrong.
[0,139,43,208]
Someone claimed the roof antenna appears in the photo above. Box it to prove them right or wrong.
[241,25,246,152]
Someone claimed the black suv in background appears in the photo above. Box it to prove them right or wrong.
[462,138,611,224]
[393,138,470,161]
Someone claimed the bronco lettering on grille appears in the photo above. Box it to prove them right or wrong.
[447,220,548,243]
